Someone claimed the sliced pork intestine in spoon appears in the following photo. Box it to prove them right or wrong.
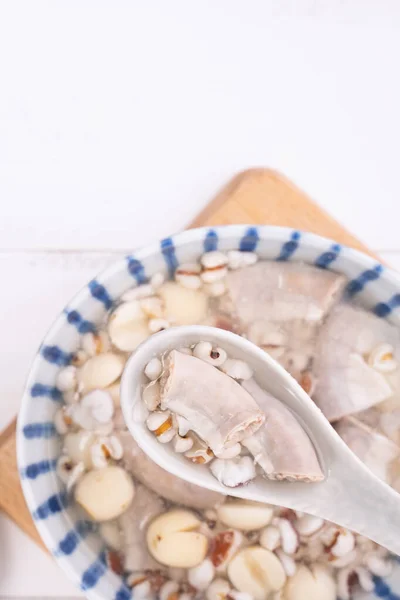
[160,350,265,454]
[241,379,324,483]
[314,304,400,422]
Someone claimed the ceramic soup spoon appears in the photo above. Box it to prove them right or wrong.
[120,326,400,555]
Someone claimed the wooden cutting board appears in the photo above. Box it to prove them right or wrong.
[0,168,375,552]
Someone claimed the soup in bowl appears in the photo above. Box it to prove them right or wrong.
[18,225,400,600]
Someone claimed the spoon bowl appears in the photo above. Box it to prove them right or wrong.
[121,325,400,555]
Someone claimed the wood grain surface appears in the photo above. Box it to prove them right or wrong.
[191,169,375,257]
[0,167,373,551]
[0,421,46,550]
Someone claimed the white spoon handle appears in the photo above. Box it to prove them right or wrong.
[246,442,400,555]
[311,452,400,555]
[232,447,400,555]
[267,443,400,556]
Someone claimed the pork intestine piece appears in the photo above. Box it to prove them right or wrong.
[221,262,346,325]
[246,318,319,379]
[241,379,324,482]
[314,304,400,421]
[335,416,400,485]
[119,483,165,571]
[220,262,346,378]
[160,350,265,454]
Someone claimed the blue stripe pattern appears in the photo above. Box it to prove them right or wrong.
[126,256,147,284]
[115,586,132,600]
[374,294,400,318]
[88,280,113,310]
[65,309,96,334]
[54,520,94,556]
[20,458,57,479]
[33,492,68,520]
[31,383,62,401]
[41,345,73,366]
[81,551,107,591]
[346,264,384,297]
[204,229,218,252]
[373,575,400,599]
[277,231,301,261]
[315,244,341,268]
[161,237,178,278]
[239,227,259,252]
[23,422,56,439]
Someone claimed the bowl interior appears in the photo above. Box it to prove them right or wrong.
[17,225,400,599]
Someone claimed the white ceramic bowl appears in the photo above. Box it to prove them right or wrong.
[17,225,400,599]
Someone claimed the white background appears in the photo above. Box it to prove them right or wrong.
[1,1,400,597]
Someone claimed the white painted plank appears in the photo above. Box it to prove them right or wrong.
[1,3,400,251]
[0,514,83,597]
[379,252,400,272]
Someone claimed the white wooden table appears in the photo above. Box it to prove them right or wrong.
[2,1,400,596]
